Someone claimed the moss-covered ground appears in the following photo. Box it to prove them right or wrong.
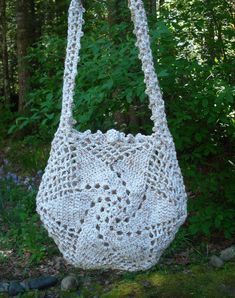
[0,261,234,298]
[102,262,235,298]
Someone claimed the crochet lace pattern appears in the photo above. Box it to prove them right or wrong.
[36,0,187,271]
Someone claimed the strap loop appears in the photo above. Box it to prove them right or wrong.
[60,0,168,134]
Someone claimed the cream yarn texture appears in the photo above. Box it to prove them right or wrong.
[36,0,187,271]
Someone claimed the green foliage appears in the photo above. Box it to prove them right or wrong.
[0,181,53,264]
[0,105,15,142]
[5,141,49,174]
[185,161,235,239]
[7,35,65,140]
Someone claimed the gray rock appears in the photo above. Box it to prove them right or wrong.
[44,294,60,298]
[55,256,63,270]
[220,246,235,262]
[61,275,78,291]
[140,280,151,287]
[0,282,9,292]
[28,276,58,290]
[20,279,30,291]
[209,255,224,268]
[220,284,235,296]
[8,281,25,296]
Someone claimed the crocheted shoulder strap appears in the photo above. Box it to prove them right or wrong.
[60,0,168,134]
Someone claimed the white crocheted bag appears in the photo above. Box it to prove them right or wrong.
[36,0,187,271]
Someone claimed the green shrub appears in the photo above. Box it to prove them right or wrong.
[0,180,54,264]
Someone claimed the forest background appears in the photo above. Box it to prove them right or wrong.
[0,0,234,270]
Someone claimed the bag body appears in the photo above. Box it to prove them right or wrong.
[36,0,187,272]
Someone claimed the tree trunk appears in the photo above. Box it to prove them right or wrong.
[145,0,156,18]
[107,0,131,129]
[157,0,165,18]
[107,0,125,25]
[16,0,32,112]
[204,0,216,65]
[0,0,11,104]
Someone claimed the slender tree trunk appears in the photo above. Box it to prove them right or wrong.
[157,0,165,18]
[145,0,156,18]
[150,0,156,17]
[30,0,38,43]
[16,0,32,112]
[107,0,130,27]
[107,0,146,132]
[107,0,130,128]
[0,0,11,104]
[128,102,141,133]
[54,0,68,22]
[204,0,216,65]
